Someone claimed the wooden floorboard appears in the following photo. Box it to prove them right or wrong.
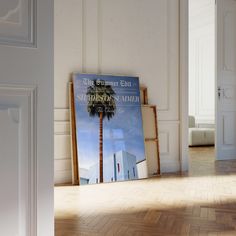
[55,147,236,235]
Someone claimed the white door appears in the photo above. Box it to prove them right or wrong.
[216,0,236,160]
[0,1,54,236]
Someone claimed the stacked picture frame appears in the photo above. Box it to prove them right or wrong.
[69,81,160,185]
[140,87,161,177]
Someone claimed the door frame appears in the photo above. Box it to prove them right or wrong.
[180,0,217,171]
[180,0,189,172]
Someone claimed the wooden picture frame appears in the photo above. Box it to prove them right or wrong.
[69,82,80,185]
[140,86,148,105]
[141,105,161,176]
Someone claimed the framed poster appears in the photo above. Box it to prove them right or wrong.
[73,73,148,185]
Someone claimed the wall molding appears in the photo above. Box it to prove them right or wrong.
[54,121,70,135]
[54,108,70,121]
[161,160,180,173]
[82,0,86,73]
[97,0,102,74]
[81,0,176,116]
[159,131,170,155]
[158,0,179,117]
[160,0,170,112]
[0,84,37,236]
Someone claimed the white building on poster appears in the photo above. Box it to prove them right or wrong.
[88,150,142,184]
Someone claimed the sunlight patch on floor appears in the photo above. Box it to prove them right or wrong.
[55,174,236,217]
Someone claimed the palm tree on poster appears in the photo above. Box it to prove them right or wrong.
[87,79,116,183]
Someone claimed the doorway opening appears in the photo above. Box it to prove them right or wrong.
[188,0,216,175]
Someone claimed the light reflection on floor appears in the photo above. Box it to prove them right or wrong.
[55,147,236,235]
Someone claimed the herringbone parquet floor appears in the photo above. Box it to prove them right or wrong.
[55,147,236,236]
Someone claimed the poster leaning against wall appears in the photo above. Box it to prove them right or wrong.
[73,73,148,185]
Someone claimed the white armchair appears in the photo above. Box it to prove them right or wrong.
[188,116,215,146]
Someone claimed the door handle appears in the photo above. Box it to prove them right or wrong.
[218,87,221,99]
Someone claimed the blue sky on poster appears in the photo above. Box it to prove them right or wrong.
[73,74,146,170]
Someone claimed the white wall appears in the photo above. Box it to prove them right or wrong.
[54,0,83,184]
[189,0,215,126]
[54,0,180,184]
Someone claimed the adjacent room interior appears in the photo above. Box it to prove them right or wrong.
[188,0,216,176]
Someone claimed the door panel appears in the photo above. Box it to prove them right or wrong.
[0,87,36,236]
[216,0,236,160]
[0,108,19,236]
[223,113,236,145]
[0,0,53,235]
[0,0,36,47]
